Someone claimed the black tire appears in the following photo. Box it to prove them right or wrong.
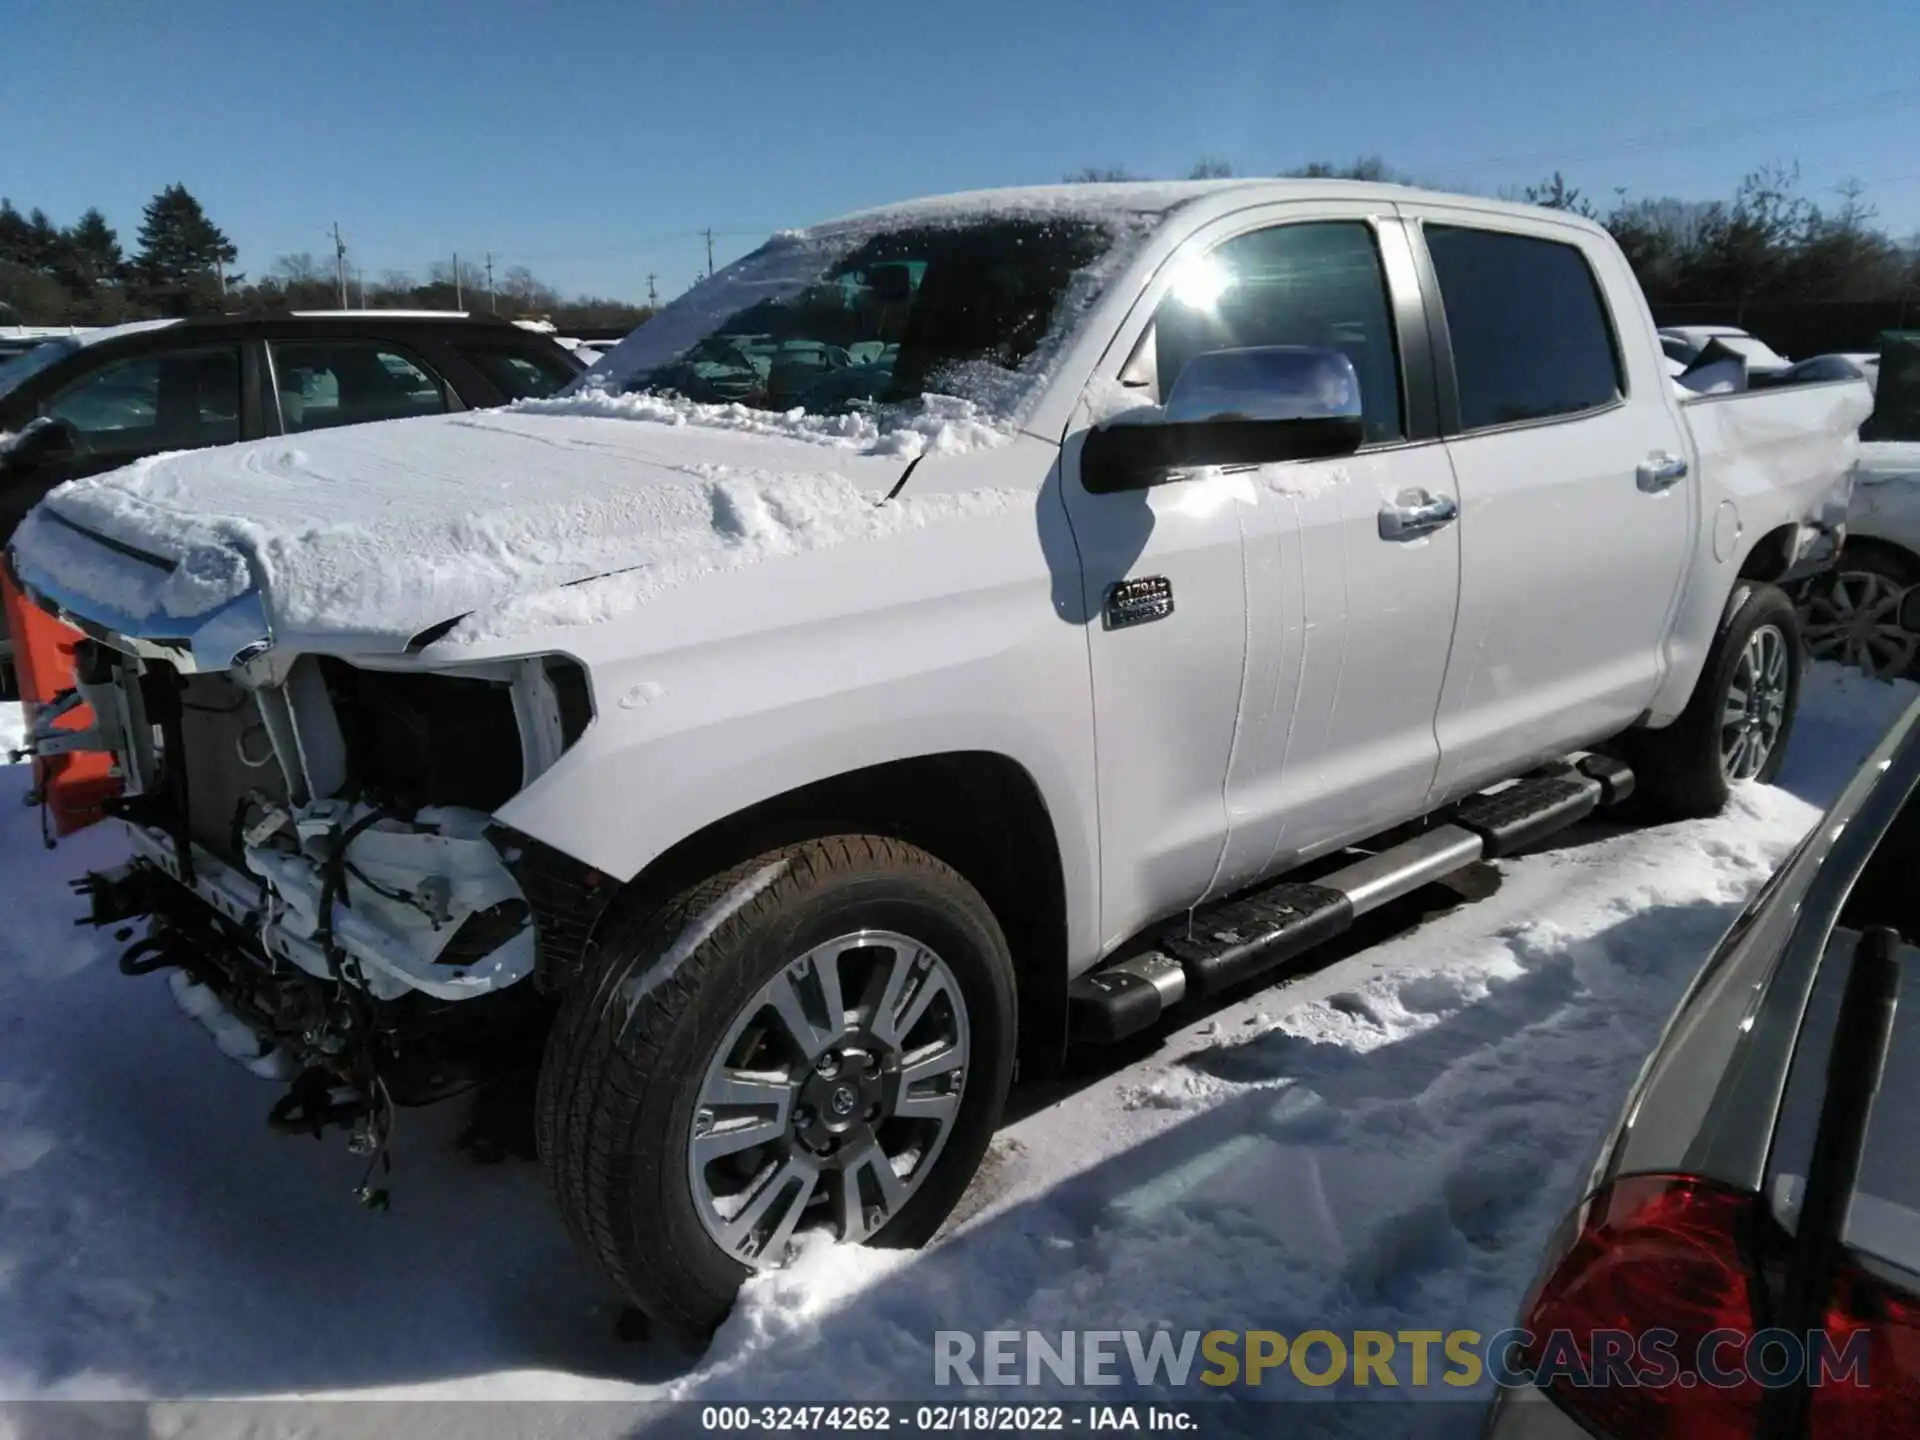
[1621,581,1802,822]
[536,835,1016,1338]
[1798,545,1920,680]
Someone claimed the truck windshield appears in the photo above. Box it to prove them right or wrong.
[0,338,78,400]
[608,218,1117,416]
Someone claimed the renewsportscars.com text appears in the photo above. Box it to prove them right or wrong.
[933,1327,1872,1392]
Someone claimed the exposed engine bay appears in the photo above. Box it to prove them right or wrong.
[39,636,605,1184]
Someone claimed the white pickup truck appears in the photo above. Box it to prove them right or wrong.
[4,180,1872,1334]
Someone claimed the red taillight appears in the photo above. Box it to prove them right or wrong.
[1522,1174,1764,1440]
[1811,1261,1920,1438]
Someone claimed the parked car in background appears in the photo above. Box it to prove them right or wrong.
[1486,691,1920,1438]
[0,311,585,694]
[1754,352,1878,390]
[7,180,1869,1335]
[1799,334,1920,678]
[1659,324,1795,378]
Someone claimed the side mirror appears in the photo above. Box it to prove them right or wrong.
[1081,346,1364,494]
[3,417,80,470]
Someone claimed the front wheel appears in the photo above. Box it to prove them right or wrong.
[1619,582,1802,821]
[536,836,1016,1337]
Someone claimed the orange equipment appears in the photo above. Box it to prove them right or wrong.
[1,569,121,835]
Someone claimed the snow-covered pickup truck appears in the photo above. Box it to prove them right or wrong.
[3,180,1872,1334]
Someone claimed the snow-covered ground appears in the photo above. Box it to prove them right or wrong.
[0,667,1914,1438]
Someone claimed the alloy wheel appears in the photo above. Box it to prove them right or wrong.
[1721,623,1790,783]
[1801,569,1917,679]
[686,929,970,1266]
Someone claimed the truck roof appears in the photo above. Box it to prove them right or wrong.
[811,178,1610,238]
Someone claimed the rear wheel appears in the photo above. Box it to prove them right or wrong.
[1621,582,1802,821]
[537,835,1016,1338]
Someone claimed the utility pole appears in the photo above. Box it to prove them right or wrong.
[646,273,658,308]
[333,222,348,308]
[453,252,463,309]
[702,228,715,279]
[485,251,496,314]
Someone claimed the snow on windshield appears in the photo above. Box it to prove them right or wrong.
[563,200,1165,447]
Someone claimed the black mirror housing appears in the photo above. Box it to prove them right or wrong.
[1080,344,1366,494]
[1082,414,1365,494]
[5,418,79,470]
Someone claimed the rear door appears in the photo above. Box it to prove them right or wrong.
[265,336,460,435]
[1402,208,1694,801]
[450,342,585,401]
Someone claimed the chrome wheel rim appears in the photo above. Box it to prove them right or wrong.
[1721,623,1790,783]
[687,929,970,1267]
[1801,569,1916,678]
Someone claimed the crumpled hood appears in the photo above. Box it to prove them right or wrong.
[8,408,946,662]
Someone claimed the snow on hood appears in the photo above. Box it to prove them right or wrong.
[8,408,1022,657]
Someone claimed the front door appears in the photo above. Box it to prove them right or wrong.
[1060,203,1461,947]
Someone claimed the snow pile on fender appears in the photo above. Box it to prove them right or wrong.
[509,386,1010,460]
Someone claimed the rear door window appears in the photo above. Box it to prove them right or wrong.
[43,346,240,458]
[1424,225,1624,430]
[270,341,451,433]
[460,346,579,400]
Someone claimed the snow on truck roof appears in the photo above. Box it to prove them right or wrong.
[799,178,1605,236]
[62,318,182,348]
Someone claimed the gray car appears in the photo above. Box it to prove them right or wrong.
[1486,694,1920,1438]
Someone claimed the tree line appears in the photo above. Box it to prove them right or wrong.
[0,183,653,331]
[11,167,1916,338]
[1069,157,1920,320]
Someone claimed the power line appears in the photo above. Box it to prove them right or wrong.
[1428,85,1920,177]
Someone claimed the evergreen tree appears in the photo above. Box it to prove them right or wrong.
[133,183,237,313]
[23,208,65,271]
[63,207,123,288]
[0,200,33,269]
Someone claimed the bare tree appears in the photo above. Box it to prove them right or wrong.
[1520,171,1598,218]
[1188,158,1234,179]
[1285,155,1411,184]
[500,263,559,313]
[273,252,324,285]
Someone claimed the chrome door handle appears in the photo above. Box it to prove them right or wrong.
[1378,490,1459,541]
[1637,453,1689,492]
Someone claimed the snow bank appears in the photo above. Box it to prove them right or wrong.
[0,667,1914,1437]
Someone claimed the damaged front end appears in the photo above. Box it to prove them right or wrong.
[37,628,616,1171]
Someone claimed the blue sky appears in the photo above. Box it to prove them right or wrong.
[4,0,1916,306]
